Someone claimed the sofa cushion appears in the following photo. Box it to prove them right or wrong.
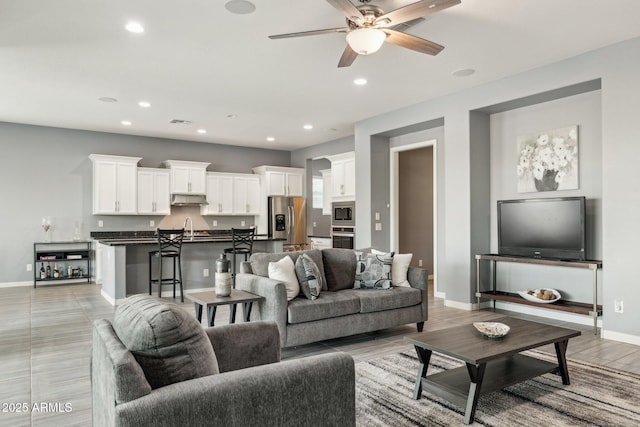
[295,253,323,300]
[287,291,361,324]
[322,248,357,291]
[355,287,423,313]
[355,252,394,289]
[268,255,300,301]
[112,294,219,389]
[251,249,327,290]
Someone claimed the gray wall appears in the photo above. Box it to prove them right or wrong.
[0,122,290,283]
[309,158,331,237]
[343,36,640,341]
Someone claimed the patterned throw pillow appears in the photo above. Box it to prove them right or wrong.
[355,252,394,289]
[295,253,323,300]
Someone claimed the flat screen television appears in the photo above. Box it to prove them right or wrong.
[497,196,586,261]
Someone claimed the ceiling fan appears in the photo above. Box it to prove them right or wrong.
[269,0,461,68]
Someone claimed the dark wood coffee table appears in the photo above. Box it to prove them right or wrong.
[185,289,264,327]
[404,316,581,425]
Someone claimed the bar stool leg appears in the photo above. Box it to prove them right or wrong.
[177,254,184,303]
[172,257,176,300]
[158,256,163,298]
[148,253,153,296]
[232,251,237,289]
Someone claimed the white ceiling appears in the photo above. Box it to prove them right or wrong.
[2,0,640,151]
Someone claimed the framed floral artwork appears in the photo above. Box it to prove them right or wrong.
[516,125,579,193]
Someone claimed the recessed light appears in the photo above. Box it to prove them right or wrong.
[98,97,118,103]
[197,129,207,134]
[266,136,275,142]
[226,114,238,119]
[303,124,313,130]
[354,78,367,86]
[121,120,132,126]
[125,21,145,34]
[452,68,475,77]
[138,101,151,108]
[225,0,256,14]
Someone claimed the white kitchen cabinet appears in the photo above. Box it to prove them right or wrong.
[163,160,209,194]
[320,169,332,215]
[234,175,261,215]
[137,168,171,215]
[253,165,304,197]
[202,173,234,215]
[89,154,141,215]
[330,152,355,201]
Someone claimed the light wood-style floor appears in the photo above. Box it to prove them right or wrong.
[1,282,639,426]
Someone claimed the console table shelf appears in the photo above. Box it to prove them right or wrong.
[475,254,602,334]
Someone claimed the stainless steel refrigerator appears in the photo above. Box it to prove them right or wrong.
[268,196,306,246]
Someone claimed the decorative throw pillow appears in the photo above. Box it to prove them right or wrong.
[112,294,219,390]
[295,253,323,300]
[268,255,300,301]
[391,253,413,287]
[355,251,394,289]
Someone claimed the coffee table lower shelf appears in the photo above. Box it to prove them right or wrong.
[421,353,558,411]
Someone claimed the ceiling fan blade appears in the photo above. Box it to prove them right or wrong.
[326,0,365,23]
[269,27,349,39]
[382,29,444,55]
[376,0,460,26]
[337,45,358,68]
[388,17,425,32]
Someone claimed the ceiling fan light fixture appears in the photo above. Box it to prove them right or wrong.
[346,28,386,55]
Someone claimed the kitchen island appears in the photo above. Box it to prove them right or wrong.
[93,231,283,304]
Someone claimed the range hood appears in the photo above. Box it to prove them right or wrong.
[170,193,209,206]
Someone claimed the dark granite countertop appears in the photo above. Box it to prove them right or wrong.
[91,230,284,246]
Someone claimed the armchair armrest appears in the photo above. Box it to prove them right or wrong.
[114,353,356,427]
[205,321,281,373]
[234,273,289,347]
[408,266,429,321]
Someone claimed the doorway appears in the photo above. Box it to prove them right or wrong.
[390,140,437,292]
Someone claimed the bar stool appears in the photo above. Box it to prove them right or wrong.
[223,227,256,288]
[149,229,185,302]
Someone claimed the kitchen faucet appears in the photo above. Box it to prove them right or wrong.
[183,216,193,241]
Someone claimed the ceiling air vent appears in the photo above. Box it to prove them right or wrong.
[169,119,192,125]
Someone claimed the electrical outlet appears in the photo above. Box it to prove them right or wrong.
[375,222,382,231]
[375,212,380,220]
[149,220,155,227]
[614,299,624,313]
[26,263,33,272]
[241,220,246,226]
[418,259,423,267]
[203,268,209,278]
[98,220,104,228]
[313,221,317,227]
[213,220,218,227]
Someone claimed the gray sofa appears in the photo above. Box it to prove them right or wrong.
[236,248,428,348]
[92,295,355,427]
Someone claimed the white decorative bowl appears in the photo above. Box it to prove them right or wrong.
[473,322,510,338]
[517,288,561,304]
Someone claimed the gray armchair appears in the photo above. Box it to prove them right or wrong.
[91,295,355,427]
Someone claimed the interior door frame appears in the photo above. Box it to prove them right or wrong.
[390,139,440,296]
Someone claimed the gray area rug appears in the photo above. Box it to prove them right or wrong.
[355,350,640,426]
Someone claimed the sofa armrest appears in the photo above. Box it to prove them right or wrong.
[234,273,289,347]
[205,321,281,373]
[114,353,356,427]
[408,266,429,320]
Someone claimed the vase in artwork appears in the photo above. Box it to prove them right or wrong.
[534,169,559,192]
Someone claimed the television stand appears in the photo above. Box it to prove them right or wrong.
[475,254,602,335]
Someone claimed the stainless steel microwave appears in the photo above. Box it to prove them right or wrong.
[331,201,355,227]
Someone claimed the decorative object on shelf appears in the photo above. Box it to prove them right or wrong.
[473,322,510,338]
[41,216,51,242]
[518,288,562,304]
[516,125,579,193]
[214,253,232,297]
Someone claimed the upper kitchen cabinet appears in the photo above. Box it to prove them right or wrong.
[202,173,234,215]
[253,165,304,197]
[163,160,209,194]
[233,175,261,215]
[137,168,170,215]
[330,152,355,201]
[320,169,332,215]
[89,154,141,215]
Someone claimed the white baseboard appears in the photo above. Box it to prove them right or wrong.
[602,329,640,346]
[494,301,603,328]
[434,290,446,299]
[444,299,477,311]
[0,281,32,288]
